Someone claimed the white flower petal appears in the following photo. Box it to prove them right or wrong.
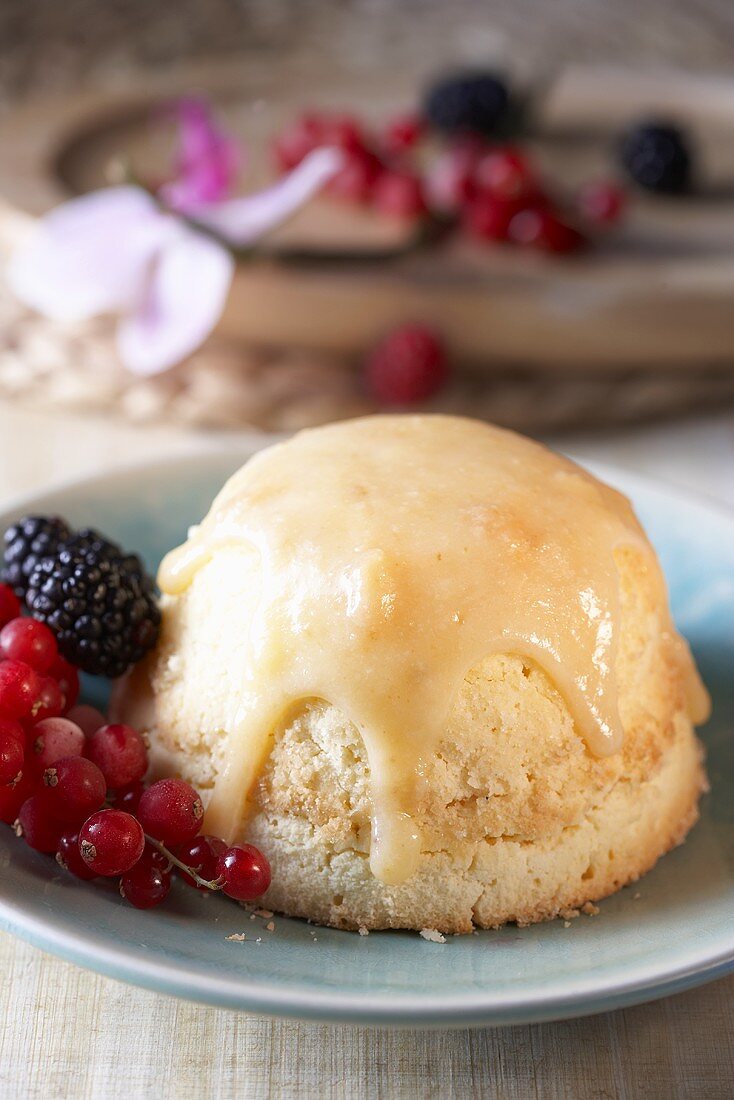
[190,146,344,246]
[116,228,234,376]
[7,186,174,322]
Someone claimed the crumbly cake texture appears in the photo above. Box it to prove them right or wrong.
[117,544,707,934]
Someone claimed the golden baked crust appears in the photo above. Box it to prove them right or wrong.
[116,544,707,933]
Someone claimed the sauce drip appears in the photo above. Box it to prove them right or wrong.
[158,416,709,885]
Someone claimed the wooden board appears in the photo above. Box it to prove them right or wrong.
[3,60,734,371]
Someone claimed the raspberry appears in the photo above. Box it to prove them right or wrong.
[365,325,449,405]
[372,170,426,219]
[619,121,692,194]
[424,71,510,138]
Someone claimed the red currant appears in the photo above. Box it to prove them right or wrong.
[323,114,367,153]
[43,755,106,824]
[86,723,148,789]
[216,844,271,902]
[56,829,97,880]
[273,113,325,171]
[475,148,534,200]
[109,780,146,815]
[31,717,85,769]
[425,144,480,213]
[65,704,105,737]
[463,194,522,241]
[0,617,57,673]
[382,113,424,155]
[174,834,227,889]
[48,656,79,711]
[508,207,585,253]
[327,149,382,204]
[137,778,204,846]
[0,585,20,628]
[372,170,426,219]
[15,794,64,853]
[33,677,66,722]
[365,324,449,405]
[0,660,41,720]
[0,773,34,825]
[120,854,172,909]
[79,810,144,876]
[0,730,24,785]
[0,716,24,747]
[577,181,625,224]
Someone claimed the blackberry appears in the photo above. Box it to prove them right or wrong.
[2,515,71,596]
[619,121,692,194]
[423,71,511,138]
[23,524,161,679]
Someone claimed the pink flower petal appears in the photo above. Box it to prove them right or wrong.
[189,146,344,246]
[159,97,241,213]
[116,227,234,376]
[8,186,175,322]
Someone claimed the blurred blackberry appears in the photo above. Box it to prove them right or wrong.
[24,526,161,678]
[423,71,511,138]
[2,515,71,596]
[619,121,692,194]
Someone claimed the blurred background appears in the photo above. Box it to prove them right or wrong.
[2,0,734,494]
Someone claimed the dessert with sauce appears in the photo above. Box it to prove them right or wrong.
[116,415,710,933]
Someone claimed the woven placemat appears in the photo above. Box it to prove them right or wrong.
[3,269,734,435]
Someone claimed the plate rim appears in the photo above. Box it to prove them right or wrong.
[0,441,732,1026]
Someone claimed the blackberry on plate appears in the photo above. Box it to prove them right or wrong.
[423,71,511,138]
[619,121,692,194]
[2,515,70,596]
[21,522,161,679]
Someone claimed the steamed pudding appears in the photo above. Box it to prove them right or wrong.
[116,415,709,932]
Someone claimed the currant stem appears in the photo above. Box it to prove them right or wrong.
[143,833,224,891]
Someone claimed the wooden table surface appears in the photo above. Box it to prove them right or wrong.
[0,403,733,1099]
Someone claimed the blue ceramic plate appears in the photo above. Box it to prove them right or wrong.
[0,446,732,1027]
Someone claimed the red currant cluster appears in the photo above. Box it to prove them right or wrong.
[427,141,625,253]
[273,111,625,251]
[0,583,271,911]
[274,111,428,219]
